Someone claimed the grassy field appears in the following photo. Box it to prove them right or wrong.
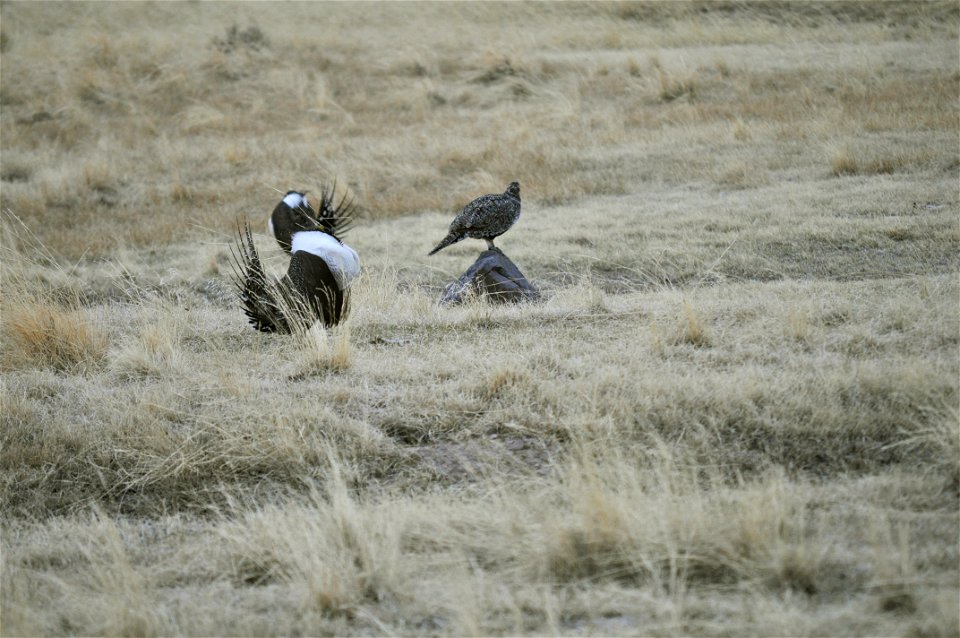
[2,2,958,636]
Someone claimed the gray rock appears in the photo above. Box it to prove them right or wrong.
[440,248,540,305]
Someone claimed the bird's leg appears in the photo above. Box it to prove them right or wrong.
[485,239,496,250]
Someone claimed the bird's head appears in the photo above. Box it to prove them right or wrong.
[282,190,312,212]
[270,190,321,252]
[506,181,520,199]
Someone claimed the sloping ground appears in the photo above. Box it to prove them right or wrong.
[3,183,957,635]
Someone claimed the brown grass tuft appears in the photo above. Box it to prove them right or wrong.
[3,300,107,371]
[658,68,698,102]
[716,162,769,189]
[479,368,532,403]
[864,155,904,175]
[677,300,711,347]
[831,145,859,176]
[110,317,185,378]
[714,56,732,78]
[831,144,920,177]
[291,325,353,378]
[733,118,752,141]
[786,305,812,342]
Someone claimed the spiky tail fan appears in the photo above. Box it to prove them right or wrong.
[428,232,463,256]
[230,222,290,333]
[315,180,357,240]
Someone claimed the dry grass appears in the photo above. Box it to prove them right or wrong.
[3,299,107,372]
[1,2,957,257]
[2,2,958,636]
[291,325,354,378]
[1,226,108,372]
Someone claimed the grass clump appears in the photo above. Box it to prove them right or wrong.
[831,145,860,176]
[1,215,108,372]
[657,68,698,102]
[677,300,711,347]
[291,325,353,378]
[109,317,185,379]
[3,300,107,372]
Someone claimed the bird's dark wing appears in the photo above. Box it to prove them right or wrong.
[460,194,498,229]
[285,251,350,328]
[467,193,519,236]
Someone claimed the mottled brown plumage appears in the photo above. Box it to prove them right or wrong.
[428,181,521,255]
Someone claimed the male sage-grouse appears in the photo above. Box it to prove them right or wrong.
[428,181,521,255]
[231,185,360,332]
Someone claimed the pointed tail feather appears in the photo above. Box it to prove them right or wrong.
[428,233,462,256]
[230,221,290,333]
[316,179,356,240]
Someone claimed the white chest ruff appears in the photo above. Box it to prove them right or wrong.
[291,232,360,289]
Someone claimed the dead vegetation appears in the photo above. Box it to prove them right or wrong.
[1,3,957,257]
[1,2,958,636]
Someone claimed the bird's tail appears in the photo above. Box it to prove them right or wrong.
[315,180,357,240]
[428,232,462,256]
[230,221,291,333]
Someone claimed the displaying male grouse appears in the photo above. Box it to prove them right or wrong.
[232,185,360,332]
[428,181,521,255]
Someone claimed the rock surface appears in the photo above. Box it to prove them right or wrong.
[440,248,540,304]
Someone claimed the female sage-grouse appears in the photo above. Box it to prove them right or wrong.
[428,181,520,255]
[231,185,360,332]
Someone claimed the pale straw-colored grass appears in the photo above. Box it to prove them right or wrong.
[1,2,957,636]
